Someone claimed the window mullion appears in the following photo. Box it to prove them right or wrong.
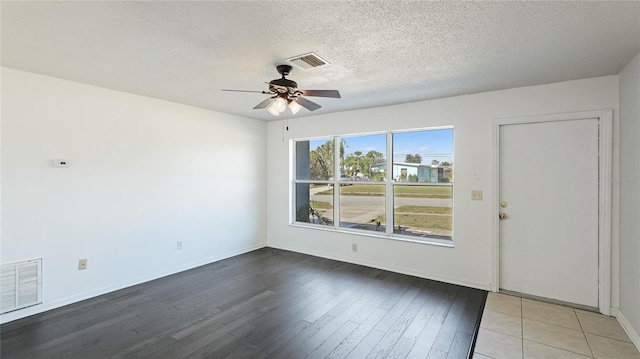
[333,137,341,229]
[386,132,394,235]
[291,140,296,224]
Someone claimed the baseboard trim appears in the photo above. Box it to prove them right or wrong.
[0,243,267,324]
[615,308,640,351]
[268,243,490,291]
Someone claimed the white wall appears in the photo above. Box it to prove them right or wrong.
[618,51,640,346]
[267,76,619,297]
[0,68,267,323]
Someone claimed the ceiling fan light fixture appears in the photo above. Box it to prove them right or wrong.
[267,97,287,116]
[288,100,302,115]
[273,97,287,113]
[267,104,280,116]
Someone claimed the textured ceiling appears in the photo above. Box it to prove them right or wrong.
[2,1,640,121]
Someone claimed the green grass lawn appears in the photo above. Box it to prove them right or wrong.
[394,214,452,230]
[393,185,452,198]
[310,201,333,209]
[376,209,452,231]
[394,206,452,214]
[317,184,452,198]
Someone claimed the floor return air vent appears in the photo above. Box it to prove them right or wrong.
[1,259,42,314]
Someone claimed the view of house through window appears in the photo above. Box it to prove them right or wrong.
[391,130,453,239]
[294,128,453,242]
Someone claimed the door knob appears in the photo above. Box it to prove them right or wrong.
[499,213,509,220]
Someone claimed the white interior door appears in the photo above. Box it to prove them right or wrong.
[499,118,600,308]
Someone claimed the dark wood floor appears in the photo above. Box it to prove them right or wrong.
[1,248,486,359]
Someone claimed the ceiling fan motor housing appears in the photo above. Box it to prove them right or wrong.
[269,78,297,94]
[276,64,293,76]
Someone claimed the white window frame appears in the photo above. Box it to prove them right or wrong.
[291,127,454,246]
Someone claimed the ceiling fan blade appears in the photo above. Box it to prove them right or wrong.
[294,96,322,111]
[253,97,276,109]
[300,90,341,98]
[222,89,272,94]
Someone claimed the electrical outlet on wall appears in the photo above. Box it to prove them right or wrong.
[78,259,87,270]
[177,241,183,250]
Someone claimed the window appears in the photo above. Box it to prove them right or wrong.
[293,128,453,243]
[338,134,386,232]
[294,138,334,223]
[391,130,453,240]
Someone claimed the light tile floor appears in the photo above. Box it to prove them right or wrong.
[473,292,640,359]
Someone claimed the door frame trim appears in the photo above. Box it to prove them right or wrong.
[492,109,612,315]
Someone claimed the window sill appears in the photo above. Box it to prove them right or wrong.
[289,222,454,248]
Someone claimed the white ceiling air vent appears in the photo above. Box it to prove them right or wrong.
[285,53,330,70]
